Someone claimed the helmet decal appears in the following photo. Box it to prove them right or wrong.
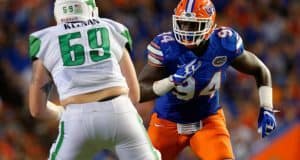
[186,0,196,13]
[85,0,96,8]
[205,4,215,16]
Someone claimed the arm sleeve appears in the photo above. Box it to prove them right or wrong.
[120,29,133,54]
[29,35,42,60]
[146,36,165,67]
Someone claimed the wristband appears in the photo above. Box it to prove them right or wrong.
[258,86,273,110]
[152,77,175,96]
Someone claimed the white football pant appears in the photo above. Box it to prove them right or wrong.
[49,95,160,160]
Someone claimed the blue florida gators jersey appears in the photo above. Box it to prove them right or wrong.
[146,27,244,123]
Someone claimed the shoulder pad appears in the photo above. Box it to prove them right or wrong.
[146,33,173,67]
[215,27,244,54]
[28,28,51,59]
[100,18,128,32]
[149,32,176,54]
[28,26,57,59]
[156,32,176,44]
[100,18,133,52]
[29,35,41,58]
[148,34,163,53]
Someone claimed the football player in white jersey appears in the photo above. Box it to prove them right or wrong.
[28,0,160,159]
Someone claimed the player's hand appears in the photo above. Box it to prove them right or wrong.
[257,107,277,138]
[47,101,64,120]
[169,59,201,85]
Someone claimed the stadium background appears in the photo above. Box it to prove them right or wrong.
[0,0,299,159]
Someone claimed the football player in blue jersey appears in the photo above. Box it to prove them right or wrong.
[138,0,278,159]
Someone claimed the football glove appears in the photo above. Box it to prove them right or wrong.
[258,107,277,138]
[169,59,201,85]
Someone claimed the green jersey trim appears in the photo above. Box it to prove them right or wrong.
[29,36,41,58]
[50,121,65,160]
[121,30,133,52]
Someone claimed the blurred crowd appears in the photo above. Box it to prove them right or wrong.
[0,0,299,159]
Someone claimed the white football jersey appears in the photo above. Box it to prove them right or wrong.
[29,18,132,100]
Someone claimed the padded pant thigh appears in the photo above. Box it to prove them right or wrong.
[148,113,189,160]
[189,109,234,160]
[115,110,161,160]
[49,119,87,160]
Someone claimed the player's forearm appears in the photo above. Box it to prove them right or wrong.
[246,56,273,109]
[231,50,271,87]
[140,77,175,102]
[231,50,273,109]
[255,66,273,109]
[30,106,57,119]
[120,49,140,104]
[29,99,55,120]
[29,83,48,118]
[31,107,63,121]
[29,75,63,119]
[29,93,63,120]
[139,82,159,102]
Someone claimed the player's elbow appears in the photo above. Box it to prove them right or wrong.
[128,89,140,105]
[29,105,44,118]
[258,63,271,78]
[138,82,159,103]
[254,63,272,85]
[30,109,41,118]
[264,66,271,77]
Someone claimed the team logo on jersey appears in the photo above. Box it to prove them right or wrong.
[212,56,227,67]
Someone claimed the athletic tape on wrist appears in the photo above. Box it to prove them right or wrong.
[152,77,175,96]
[258,86,273,109]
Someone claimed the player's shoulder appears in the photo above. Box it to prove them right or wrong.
[148,31,178,54]
[152,32,176,46]
[29,23,72,59]
[210,26,244,54]
[146,32,178,67]
[29,25,59,38]
[99,18,129,32]
[29,25,60,58]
